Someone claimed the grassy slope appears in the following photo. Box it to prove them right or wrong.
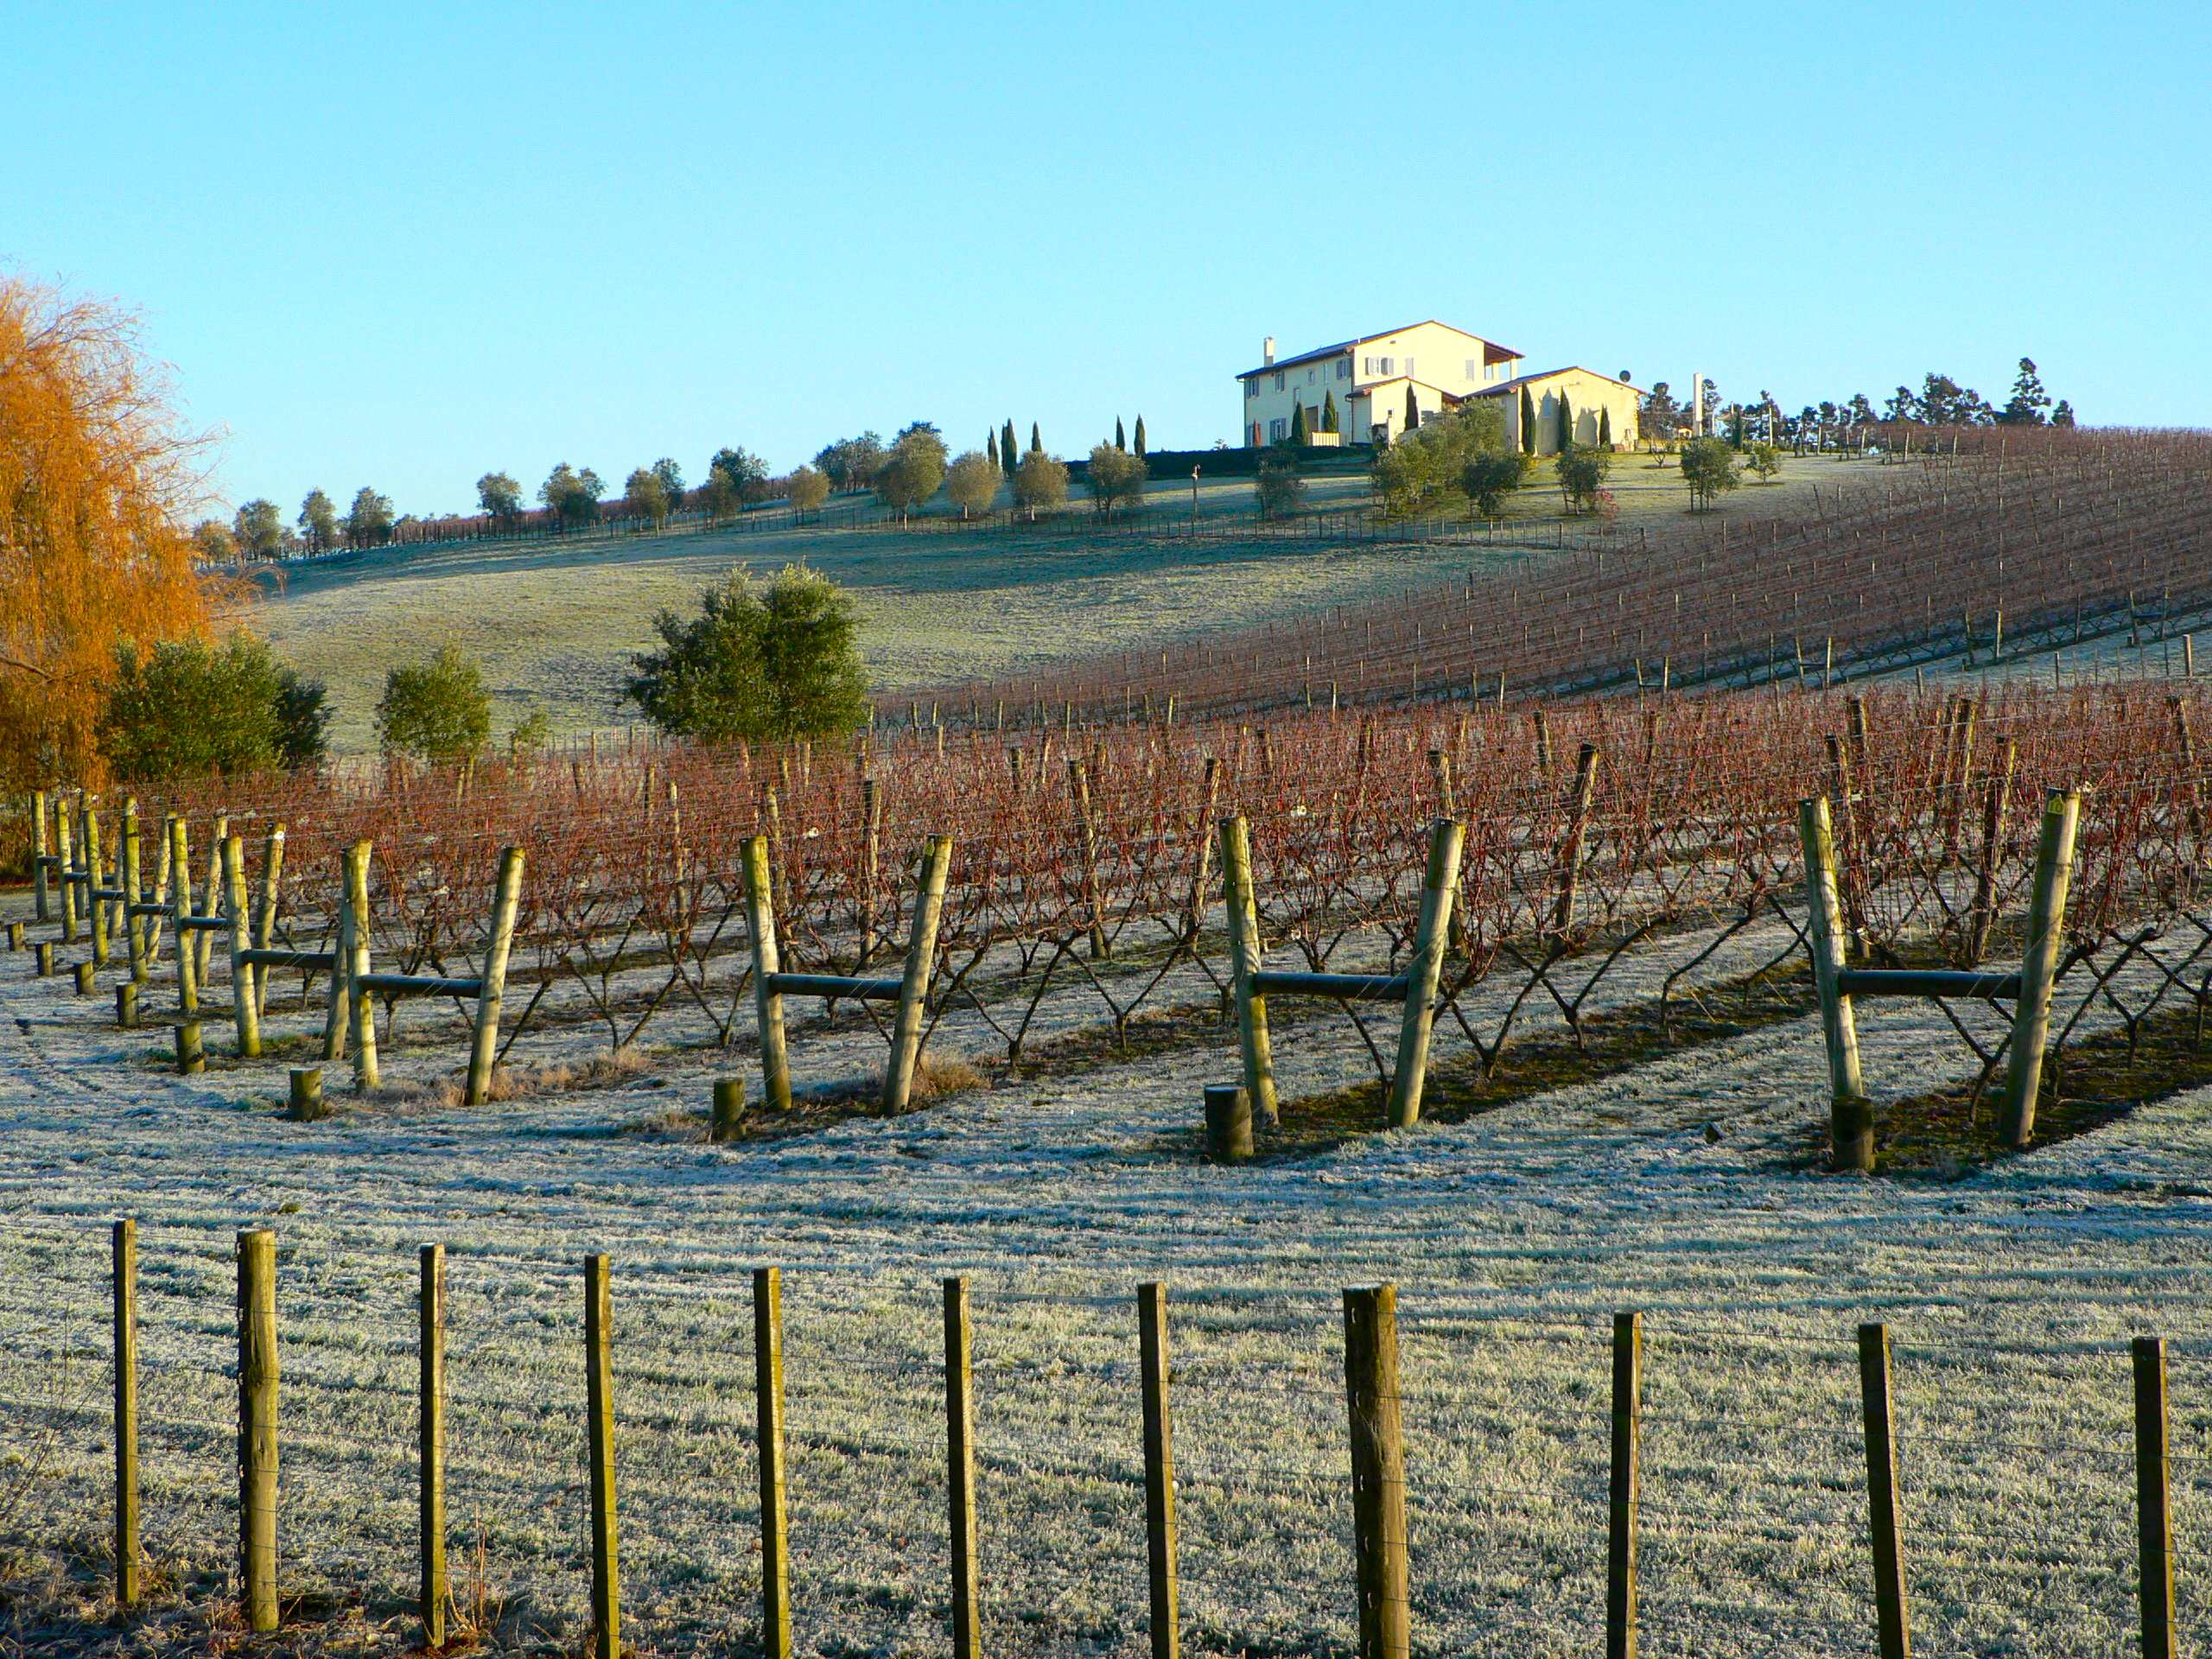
[251,453,1882,753]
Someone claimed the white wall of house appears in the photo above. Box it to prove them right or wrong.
[1483,368,1646,455]
[1237,321,1523,447]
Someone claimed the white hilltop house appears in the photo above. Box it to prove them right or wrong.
[1236,321,1650,453]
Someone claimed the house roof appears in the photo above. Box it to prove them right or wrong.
[1464,365,1649,400]
[1238,321,1522,380]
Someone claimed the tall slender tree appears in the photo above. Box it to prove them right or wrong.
[1404,385,1420,432]
[1599,406,1613,448]
[1288,402,1308,445]
[1555,390,1573,451]
[1519,386,1536,455]
[1001,420,1018,476]
[1030,421,1041,454]
[987,429,999,468]
[1133,415,1147,456]
[1320,391,1338,434]
[1115,416,1126,449]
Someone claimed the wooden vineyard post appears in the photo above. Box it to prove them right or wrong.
[1218,814,1279,1127]
[1182,757,1220,947]
[121,805,147,987]
[56,805,77,944]
[742,836,791,1112]
[86,799,110,965]
[223,836,261,1058]
[881,836,953,1114]
[1799,797,1871,1172]
[344,839,379,1090]
[169,817,203,1075]
[1826,734,1863,952]
[584,1254,620,1659]
[1138,1283,1180,1659]
[1344,1285,1408,1659]
[321,856,355,1063]
[237,1228,279,1634]
[944,1276,982,1659]
[1965,740,2017,967]
[1069,759,1111,960]
[1203,1083,1253,1161]
[419,1244,448,1648]
[465,847,526,1105]
[1858,1323,1912,1659]
[2134,1336,2176,1659]
[1999,787,2082,1148]
[712,1077,746,1143]
[1551,742,1601,938]
[755,1268,793,1659]
[197,814,226,988]
[1606,1311,1641,1659]
[251,824,285,1018]
[112,1218,140,1610]
[1388,817,1466,1130]
[31,789,48,923]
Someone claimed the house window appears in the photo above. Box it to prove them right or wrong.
[1246,379,1259,399]
[1306,367,1316,385]
[1273,372,1285,391]
[1268,417,1287,442]
[1338,358,1351,378]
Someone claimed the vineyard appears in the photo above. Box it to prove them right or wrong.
[939,426,2212,724]
[30,679,2212,1154]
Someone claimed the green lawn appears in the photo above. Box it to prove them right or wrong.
[253,449,1885,753]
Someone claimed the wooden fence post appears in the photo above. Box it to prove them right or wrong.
[345,839,379,1090]
[237,1228,279,1634]
[584,1254,620,1659]
[1606,1311,1640,1659]
[742,836,791,1112]
[944,1276,982,1659]
[121,805,147,987]
[712,1077,746,1143]
[1203,1083,1253,1161]
[1965,741,2018,967]
[1344,1285,1408,1659]
[1857,1322,1912,1659]
[1069,760,1111,960]
[56,805,78,944]
[251,824,285,1019]
[1182,758,1221,947]
[320,844,358,1065]
[419,1243,448,1648]
[882,836,953,1114]
[1999,787,2081,1147]
[2134,1336,2176,1659]
[465,847,526,1105]
[755,1268,792,1659]
[1799,797,1871,1171]
[1388,817,1466,1130]
[31,789,48,923]
[1552,743,1601,938]
[223,836,261,1058]
[1218,814,1279,1127]
[1138,1283,1179,1659]
[196,814,226,988]
[112,1218,140,1610]
[85,800,110,965]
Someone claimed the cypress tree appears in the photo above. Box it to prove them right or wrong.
[987,429,999,467]
[1405,385,1419,432]
[1321,390,1338,434]
[1001,420,1018,476]
[1115,416,1126,449]
[1520,386,1536,455]
[1555,389,1573,451]
[1031,422,1041,454]
[1134,415,1147,456]
[1288,402,1308,445]
[1599,406,1613,448]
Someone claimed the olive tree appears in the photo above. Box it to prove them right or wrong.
[1013,450,1068,520]
[946,450,1000,518]
[1085,444,1147,519]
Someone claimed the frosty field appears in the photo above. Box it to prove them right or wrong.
[1,892,2209,1657]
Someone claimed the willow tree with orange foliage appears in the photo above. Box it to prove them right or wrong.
[0,276,221,791]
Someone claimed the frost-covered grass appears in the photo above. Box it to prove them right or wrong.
[1,903,2211,1656]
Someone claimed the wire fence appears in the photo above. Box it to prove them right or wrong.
[0,1215,2206,1656]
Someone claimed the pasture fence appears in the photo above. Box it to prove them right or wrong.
[0,1214,2202,1656]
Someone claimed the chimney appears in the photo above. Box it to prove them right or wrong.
[1690,369,1702,435]
[1263,336,1276,366]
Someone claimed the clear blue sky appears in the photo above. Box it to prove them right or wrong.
[6,1,2206,519]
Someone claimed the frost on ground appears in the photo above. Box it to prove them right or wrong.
[0,917,2209,1658]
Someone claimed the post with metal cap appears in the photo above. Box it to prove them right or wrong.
[1219,813,1279,1127]
[1388,817,1465,1129]
[1858,1322,1912,1659]
[1344,1284,1408,1659]
[1799,796,1870,1170]
[237,1228,279,1633]
[1999,787,2082,1147]
[882,836,953,1113]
